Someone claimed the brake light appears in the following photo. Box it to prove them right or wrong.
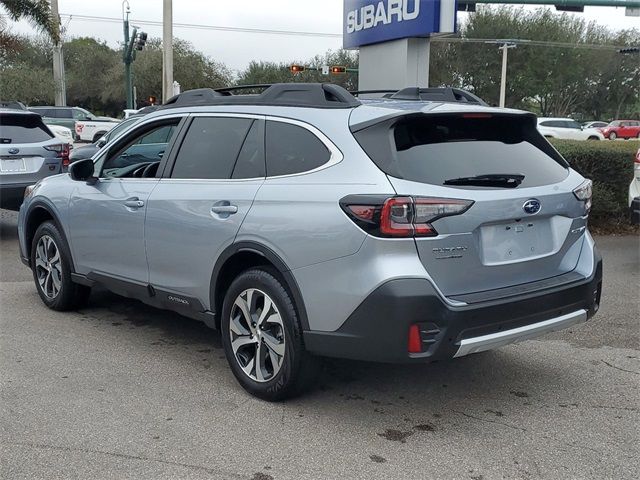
[342,195,474,238]
[44,143,70,168]
[573,179,592,213]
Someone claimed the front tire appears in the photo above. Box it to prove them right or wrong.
[221,268,319,401]
[609,132,617,140]
[31,221,91,311]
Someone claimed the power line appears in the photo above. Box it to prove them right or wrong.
[431,36,630,51]
[59,13,632,51]
[59,13,343,38]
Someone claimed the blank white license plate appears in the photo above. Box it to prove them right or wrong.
[480,219,554,264]
[0,158,26,172]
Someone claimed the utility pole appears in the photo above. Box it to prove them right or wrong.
[50,0,66,106]
[498,43,516,108]
[162,0,174,103]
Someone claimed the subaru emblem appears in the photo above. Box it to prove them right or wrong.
[8,148,19,155]
[523,199,541,215]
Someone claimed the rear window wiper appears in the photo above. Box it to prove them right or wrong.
[443,173,525,188]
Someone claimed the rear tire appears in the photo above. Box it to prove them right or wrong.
[609,132,617,140]
[220,267,320,401]
[587,136,599,141]
[31,221,91,311]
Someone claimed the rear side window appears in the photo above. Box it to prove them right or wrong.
[0,114,53,144]
[354,114,569,189]
[265,121,330,176]
[171,117,254,179]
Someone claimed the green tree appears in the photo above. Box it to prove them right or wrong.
[430,6,640,119]
[237,49,358,91]
[0,0,57,51]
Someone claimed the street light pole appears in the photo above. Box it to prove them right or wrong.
[162,0,174,103]
[498,43,516,108]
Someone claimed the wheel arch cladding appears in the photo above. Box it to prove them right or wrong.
[210,241,310,332]
[25,203,63,265]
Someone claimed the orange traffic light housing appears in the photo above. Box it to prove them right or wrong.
[290,65,305,73]
[330,66,347,74]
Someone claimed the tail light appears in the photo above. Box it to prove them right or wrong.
[573,179,592,213]
[44,143,70,168]
[340,195,474,238]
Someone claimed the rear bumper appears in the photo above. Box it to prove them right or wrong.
[304,251,602,363]
[0,183,30,210]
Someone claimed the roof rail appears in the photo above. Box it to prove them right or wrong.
[159,83,361,110]
[351,87,488,106]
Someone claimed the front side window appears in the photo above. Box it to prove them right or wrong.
[99,120,179,178]
[73,108,92,120]
[171,117,255,179]
[265,121,330,177]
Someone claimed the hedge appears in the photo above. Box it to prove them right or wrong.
[549,139,638,228]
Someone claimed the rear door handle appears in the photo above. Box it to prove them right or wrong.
[124,198,144,209]
[211,205,238,214]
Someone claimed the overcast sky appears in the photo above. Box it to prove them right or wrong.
[9,0,640,73]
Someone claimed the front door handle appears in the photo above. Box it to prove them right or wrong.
[124,198,144,209]
[211,205,238,214]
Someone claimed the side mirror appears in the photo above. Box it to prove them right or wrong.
[97,138,106,148]
[69,158,97,184]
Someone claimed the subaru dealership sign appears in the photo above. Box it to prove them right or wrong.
[343,0,457,49]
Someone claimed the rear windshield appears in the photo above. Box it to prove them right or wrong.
[0,113,53,144]
[353,114,569,188]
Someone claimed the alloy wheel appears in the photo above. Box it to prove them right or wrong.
[35,235,62,299]
[229,288,286,383]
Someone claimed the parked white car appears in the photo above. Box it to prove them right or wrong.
[75,118,120,143]
[582,121,608,129]
[630,148,640,224]
[537,118,604,141]
[47,124,74,144]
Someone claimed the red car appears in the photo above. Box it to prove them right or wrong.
[600,120,640,140]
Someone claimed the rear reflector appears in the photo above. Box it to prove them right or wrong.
[408,324,422,353]
[341,195,473,238]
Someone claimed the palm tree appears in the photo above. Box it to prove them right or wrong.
[1,0,58,51]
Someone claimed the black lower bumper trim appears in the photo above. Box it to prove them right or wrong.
[304,254,602,363]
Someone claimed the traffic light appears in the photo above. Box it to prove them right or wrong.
[148,95,157,105]
[135,31,148,50]
[290,65,305,73]
[330,66,347,74]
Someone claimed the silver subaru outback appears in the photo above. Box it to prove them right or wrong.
[1,109,69,210]
[18,84,602,400]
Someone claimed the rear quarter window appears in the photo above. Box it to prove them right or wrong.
[0,114,53,144]
[265,121,330,176]
[353,114,569,189]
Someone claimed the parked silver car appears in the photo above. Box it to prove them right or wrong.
[17,84,602,400]
[1,109,69,210]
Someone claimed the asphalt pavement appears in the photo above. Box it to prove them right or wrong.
[0,209,638,480]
